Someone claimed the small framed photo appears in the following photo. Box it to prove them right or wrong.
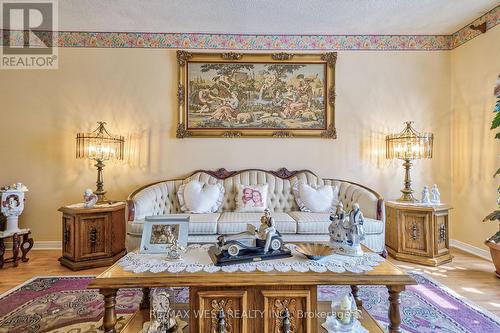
[140,215,189,254]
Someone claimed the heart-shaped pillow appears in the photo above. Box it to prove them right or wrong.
[293,181,339,213]
[177,180,224,213]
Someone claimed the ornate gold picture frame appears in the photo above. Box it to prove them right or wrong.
[176,51,336,138]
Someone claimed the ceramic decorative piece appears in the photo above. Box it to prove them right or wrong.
[322,293,364,332]
[139,318,187,333]
[421,186,431,204]
[149,289,177,333]
[295,243,334,260]
[209,209,292,265]
[166,239,186,260]
[329,203,365,257]
[431,184,441,204]
[0,183,28,234]
[83,189,98,208]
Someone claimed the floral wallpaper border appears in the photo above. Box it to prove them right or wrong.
[451,4,499,49]
[1,5,498,50]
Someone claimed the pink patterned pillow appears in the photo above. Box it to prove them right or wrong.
[235,184,268,212]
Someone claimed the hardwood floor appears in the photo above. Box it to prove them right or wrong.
[0,247,499,317]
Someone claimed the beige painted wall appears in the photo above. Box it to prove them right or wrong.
[450,25,500,250]
[0,48,452,242]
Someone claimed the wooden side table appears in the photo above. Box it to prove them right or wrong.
[58,202,126,270]
[385,201,453,266]
[0,229,34,268]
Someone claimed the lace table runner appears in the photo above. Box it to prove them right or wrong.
[118,244,384,274]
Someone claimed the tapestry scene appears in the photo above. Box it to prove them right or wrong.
[186,62,327,130]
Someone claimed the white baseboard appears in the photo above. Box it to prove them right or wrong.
[3,240,62,250]
[450,239,492,261]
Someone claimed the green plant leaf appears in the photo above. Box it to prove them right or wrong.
[487,231,500,243]
[484,210,500,222]
[496,132,500,139]
[492,112,500,129]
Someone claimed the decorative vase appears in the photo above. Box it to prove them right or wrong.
[0,184,28,234]
[485,241,500,279]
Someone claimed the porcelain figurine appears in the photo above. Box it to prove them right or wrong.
[322,293,362,332]
[431,184,441,204]
[346,203,365,247]
[329,203,347,243]
[421,186,431,204]
[258,209,277,252]
[210,209,291,265]
[149,289,177,333]
[83,189,98,208]
[1,183,28,234]
[166,239,185,260]
[329,203,365,257]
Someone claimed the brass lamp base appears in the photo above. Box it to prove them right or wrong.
[397,158,420,203]
[397,192,419,203]
[95,193,108,204]
[94,159,109,204]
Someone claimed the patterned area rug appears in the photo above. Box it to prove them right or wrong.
[0,273,499,333]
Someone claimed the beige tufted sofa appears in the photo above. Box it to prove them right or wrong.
[127,168,386,254]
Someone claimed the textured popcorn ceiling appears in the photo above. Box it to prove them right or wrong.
[59,0,500,35]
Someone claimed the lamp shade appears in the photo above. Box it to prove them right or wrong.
[386,121,433,160]
[76,122,124,161]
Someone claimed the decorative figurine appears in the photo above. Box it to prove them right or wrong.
[166,239,185,260]
[322,293,365,333]
[329,203,365,257]
[149,289,177,333]
[431,184,441,204]
[257,209,277,252]
[209,209,292,266]
[329,203,347,244]
[1,183,28,234]
[83,189,98,208]
[421,186,431,204]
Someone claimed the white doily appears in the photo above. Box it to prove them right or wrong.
[118,244,384,274]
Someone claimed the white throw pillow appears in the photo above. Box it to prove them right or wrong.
[292,181,339,213]
[177,180,224,213]
[235,184,268,212]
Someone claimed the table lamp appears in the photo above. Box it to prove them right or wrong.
[76,122,124,203]
[386,121,433,202]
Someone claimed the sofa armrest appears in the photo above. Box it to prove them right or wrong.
[324,179,385,222]
[376,198,385,221]
[127,180,180,221]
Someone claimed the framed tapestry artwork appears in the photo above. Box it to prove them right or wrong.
[140,215,189,254]
[176,51,337,138]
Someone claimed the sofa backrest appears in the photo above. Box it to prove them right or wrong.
[128,168,384,221]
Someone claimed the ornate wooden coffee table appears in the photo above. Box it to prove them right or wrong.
[89,248,415,333]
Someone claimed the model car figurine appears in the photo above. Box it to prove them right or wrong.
[208,209,292,266]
